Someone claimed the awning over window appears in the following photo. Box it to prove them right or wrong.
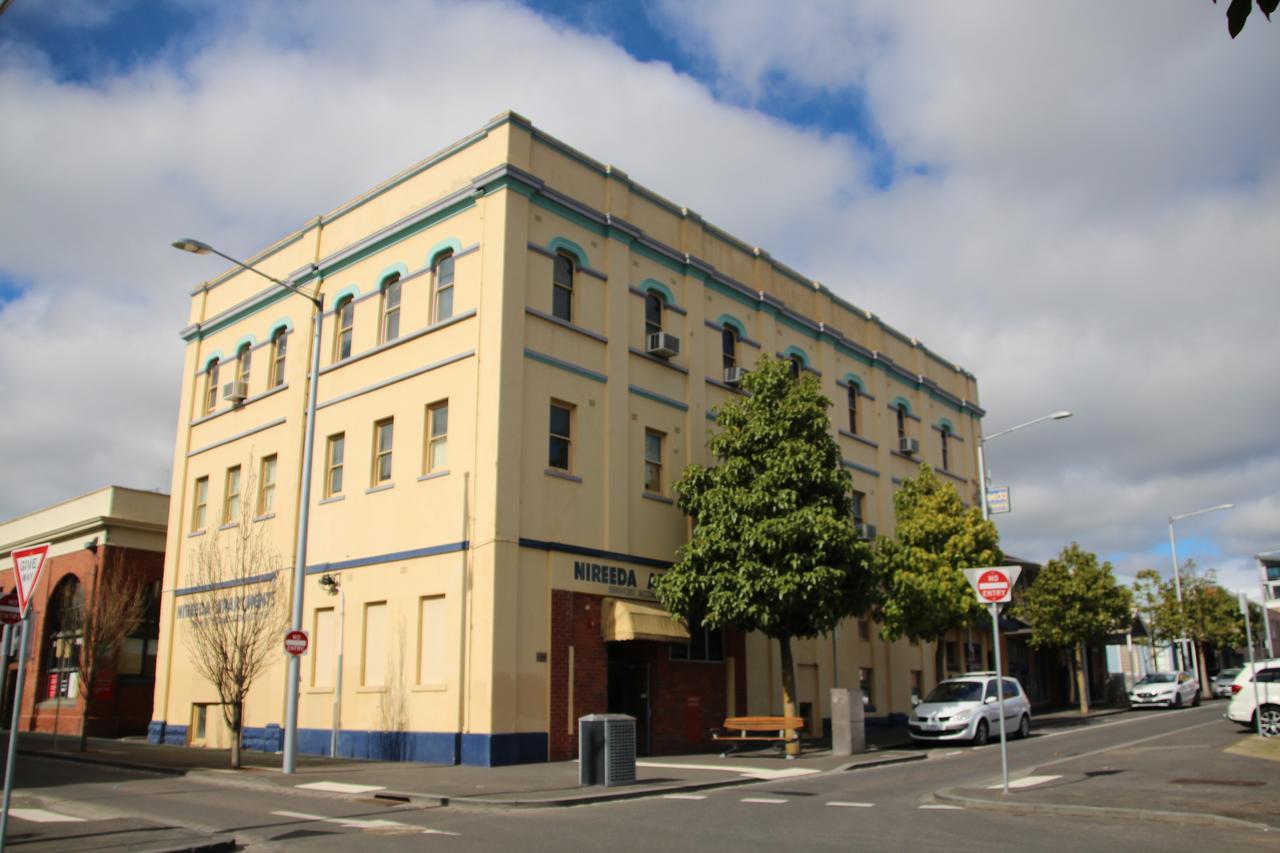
[601,597,689,642]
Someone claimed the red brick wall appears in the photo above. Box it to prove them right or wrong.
[548,590,745,760]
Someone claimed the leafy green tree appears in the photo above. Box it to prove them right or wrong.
[1180,563,1250,695]
[1132,568,1181,666]
[1214,0,1278,38]
[1017,544,1132,714]
[654,355,872,755]
[871,464,1001,674]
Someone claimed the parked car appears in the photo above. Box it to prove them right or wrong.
[908,673,1032,745]
[1211,667,1242,698]
[1225,659,1280,736]
[1128,671,1200,708]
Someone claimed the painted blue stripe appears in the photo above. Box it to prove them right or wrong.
[518,537,673,569]
[843,459,881,478]
[628,384,689,412]
[174,571,278,597]
[523,348,608,384]
[306,541,468,574]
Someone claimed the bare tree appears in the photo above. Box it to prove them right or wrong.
[181,461,286,769]
[67,548,147,752]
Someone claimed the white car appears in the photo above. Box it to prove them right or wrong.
[1128,671,1200,708]
[1225,659,1279,736]
[908,674,1032,745]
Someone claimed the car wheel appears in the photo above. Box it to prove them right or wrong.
[1260,705,1280,738]
[1173,692,1183,709]
[1192,691,1201,708]
[973,720,989,746]
[1017,715,1031,740]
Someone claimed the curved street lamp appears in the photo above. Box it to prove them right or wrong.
[977,411,1073,521]
[1167,503,1233,693]
[174,238,322,774]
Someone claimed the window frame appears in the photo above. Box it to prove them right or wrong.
[847,385,859,434]
[940,425,951,471]
[269,328,287,388]
[551,251,574,322]
[788,354,803,380]
[235,343,251,389]
[643,428,664,494]
[896,404,908,445]
[191,476,209,532]
[203,360,220,415]
[851,489,865,526]
[721,327,737,371]
[548,400,574,472]
[425,400,448,474]
[257,454,277,516]
[372,417,394,485]
[379,273,401,344]
[334,295,355,362]
[671,624,724,663]
[432,252,455,323]
[223,465,241,524]
[644,291,663,338]
[325,433,345,497]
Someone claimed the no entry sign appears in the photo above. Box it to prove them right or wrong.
[963,566,1023,605]
[0,591,19,625]
[283,629,309,657]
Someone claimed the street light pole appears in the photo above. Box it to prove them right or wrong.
[1167,503,1233,695]
[977,410,1072,521]
[173,238,323,774]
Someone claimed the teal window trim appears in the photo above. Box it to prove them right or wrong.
[547,236,589,268]
[427,238,463,267]
[267,318,295,337]
[201,351,224,372]
[715,314,747,337]
[637,278,675,305]
[842,373,865,392]
[936,417,955,432]
[891,396,913,415]
[628,384,689,412]
[378,262,409,285]
[523,348,608,384]
[330,285,362,311]
[781,345,810,367]
[232,333,258,353]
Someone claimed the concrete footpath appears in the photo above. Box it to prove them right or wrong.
[936,706,1279,834]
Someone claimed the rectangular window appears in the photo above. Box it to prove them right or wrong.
[433,253,455,322]
[425,401,448,473]
[644,429,664,493]
[325,433,345,497]
[857,619,870,641]
[334,297,354,361]
[236,345,251,387]
[418,595,448,685]
[223,465,241,524]
[117,637,158,677]
[380,275,401,343]
[191,476,208,532]
[548,401,573,471]
[940,428,951,470]
[312,607,335,688]
[362,602,387,687]
[672,625,724,662]
[847,385,859,434]
[372,418,394,484]
[270,331,287,387]
[257,455,277,516]
[851,490,865,526]
[203,362,219,415]
[860,667,874,708]
[552,252,574,322]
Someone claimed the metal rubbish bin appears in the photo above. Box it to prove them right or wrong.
[578,713,636,787]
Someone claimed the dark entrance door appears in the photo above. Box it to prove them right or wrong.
[607,644,651,755]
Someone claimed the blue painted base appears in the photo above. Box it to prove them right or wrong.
[242,724,283,753]
[147,720,189,746]
[296,728,461,764]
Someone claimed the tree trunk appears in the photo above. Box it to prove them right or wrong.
[778,636,800,758]
[78,691,90,753]
[229,701,242,770]
[1075,644,1089,715]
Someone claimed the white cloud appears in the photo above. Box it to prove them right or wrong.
[0,0,1275,607]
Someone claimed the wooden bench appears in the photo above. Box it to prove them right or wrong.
[712,716,806,758]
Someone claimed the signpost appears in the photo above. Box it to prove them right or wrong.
[1,543,49,852]
[985,487,1012,515]
[284,629,310,657]
[963,565,1023,795]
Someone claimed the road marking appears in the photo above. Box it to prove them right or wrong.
[296,781,387,794]
[638,761,817,780]
[919,804,963,810]
[990,774,1061,789]
[827,801,875,808]
[8,808,86,823]
[271,810,458,835]
[946,750,963,756]
[661,794,707,800]
[740,797,788,804]
[1035,718,1223,772]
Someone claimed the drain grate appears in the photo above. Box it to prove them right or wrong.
[1168,778,1265,787]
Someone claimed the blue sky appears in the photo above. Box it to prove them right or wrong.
[0,1,1276,604]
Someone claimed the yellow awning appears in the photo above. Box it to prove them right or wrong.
[601,597,690,642]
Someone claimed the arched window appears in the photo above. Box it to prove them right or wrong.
[235,343,252,389]
[269,328,287,388]
[847,384,860,434]
[721,326,737,371]
[552,252,574,322]
[896,403,908,445]
[644,292,663,338]
[334,295,355,361]
[433,252,455,323]
[203,360,220,415]
[379,273,401,344]
[788,354,804,380]
[940,425,951,471]
[44,576,84,700]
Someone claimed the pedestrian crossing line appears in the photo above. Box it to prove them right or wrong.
[271,809,459,835]
[827,802,875,808]
[296,781,387,794]
[919,804,963,810]
[661,794,708,800]
[9,808,86,823]
[740,797,788,804]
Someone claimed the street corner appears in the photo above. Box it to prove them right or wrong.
[1225,733,1280,764]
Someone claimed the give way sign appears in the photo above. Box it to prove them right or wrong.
[11,543,51,617]
[963,566,1023,605]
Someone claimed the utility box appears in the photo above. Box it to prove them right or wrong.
[578,714,637,787]
[830,688,866,756]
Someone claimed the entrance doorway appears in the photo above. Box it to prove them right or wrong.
[607,644,651,755]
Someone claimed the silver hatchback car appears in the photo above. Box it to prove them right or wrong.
[908,674,1032,745]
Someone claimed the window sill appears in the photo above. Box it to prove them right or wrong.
[418,470,450,482]
[318,495,345,505]
[936,468,968,484]
[186,529,206,539]
[642,492,674,505]
[889,451,921,464]
[545,468,582,483]
[524,307,608,344]
[252,513,276,523]
[838,429,878,449]
[218,521,240,531]
[304,687,335,695]
[412,683,449,693]
[366,482,395,495]
[356,685,387,694]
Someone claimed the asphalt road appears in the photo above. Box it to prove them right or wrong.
[5,703,1273,851]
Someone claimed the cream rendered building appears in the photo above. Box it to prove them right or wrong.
[151,112,984,765]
